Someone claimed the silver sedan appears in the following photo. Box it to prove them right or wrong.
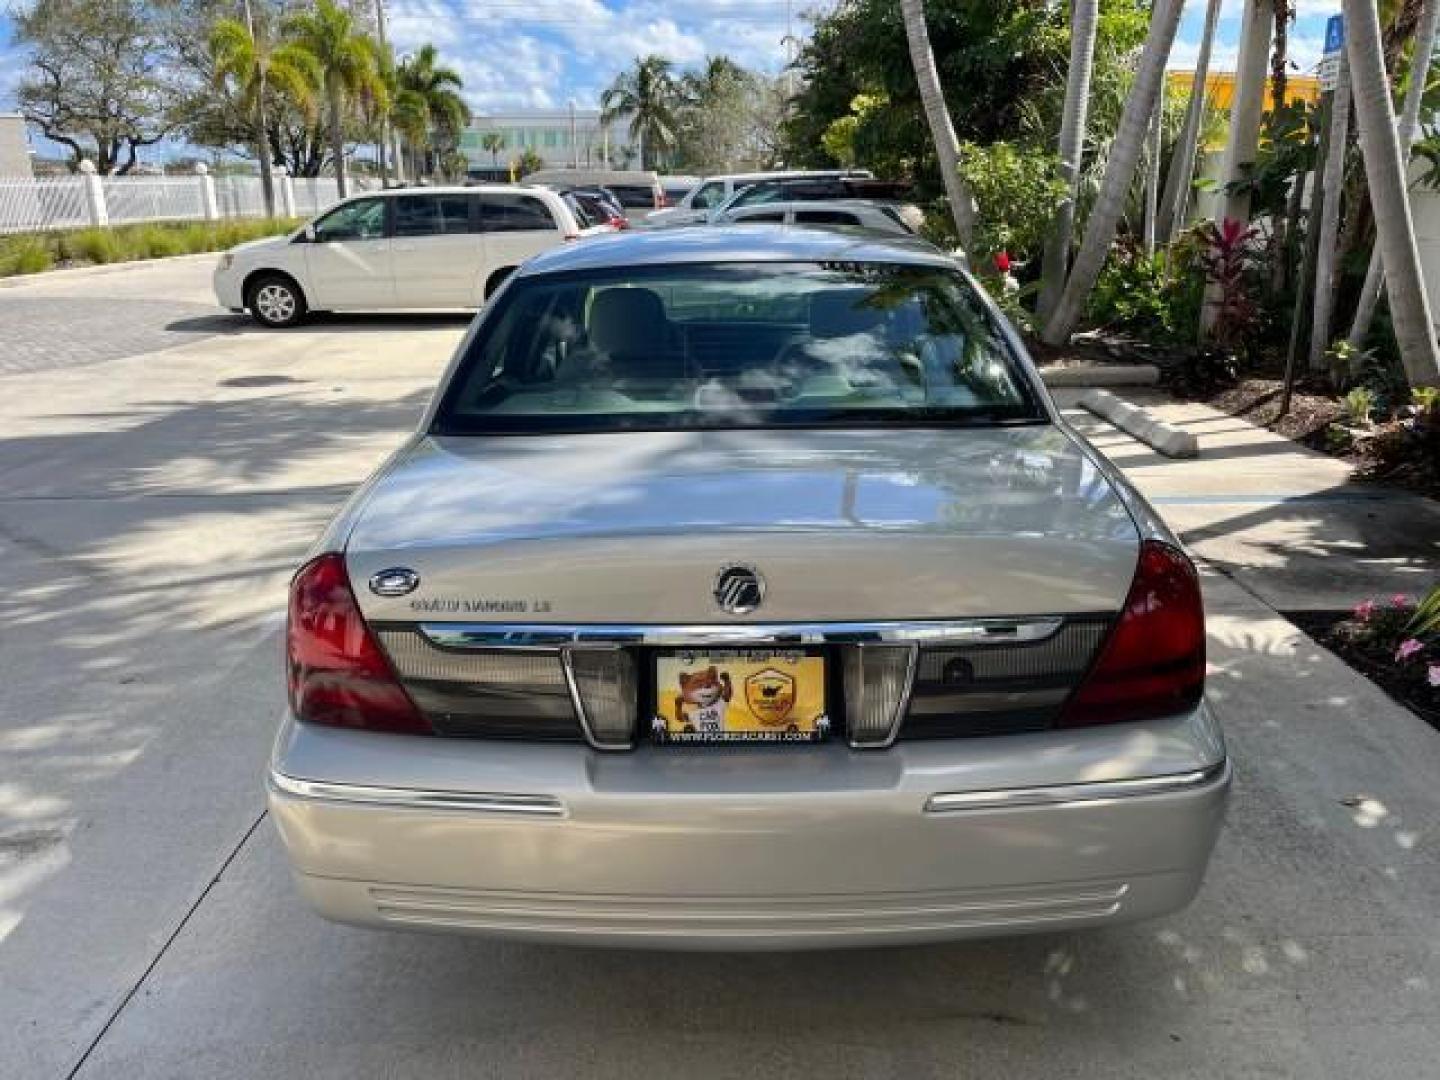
[269,226,1230,949]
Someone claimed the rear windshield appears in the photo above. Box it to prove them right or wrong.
[609,185,657,207]
[433,262,1044,435]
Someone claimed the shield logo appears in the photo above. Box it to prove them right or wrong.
[744,667,796,727]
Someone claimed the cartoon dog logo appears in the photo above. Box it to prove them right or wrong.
[675,666,733,733]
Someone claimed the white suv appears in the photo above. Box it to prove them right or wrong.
[213,185,611,327]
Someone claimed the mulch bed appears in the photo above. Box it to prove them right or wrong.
[1286,610,1440,732]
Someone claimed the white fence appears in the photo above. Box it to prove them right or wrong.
[0,167,368,235]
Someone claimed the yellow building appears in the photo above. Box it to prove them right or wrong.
[1166,70,1322,111]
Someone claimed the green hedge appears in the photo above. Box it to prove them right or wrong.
[0,218,302,278]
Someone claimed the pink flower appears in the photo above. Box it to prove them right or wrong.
[1391,594,1411,609]
[1353,600,1375,622]
[1395,638,1424,663]
[1429,663,1440,689]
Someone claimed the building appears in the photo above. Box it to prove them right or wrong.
[459,109,638,180]
[0,114,35,177]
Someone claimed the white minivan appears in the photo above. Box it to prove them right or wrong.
[213,185,610,327]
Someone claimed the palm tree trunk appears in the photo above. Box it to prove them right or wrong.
[329,80,348,198]
[377,121,390,186]
[1349,0,1440,347]
[1199,0,1273,338]
[1143,81,1163,256]
[1345,0,1440,385]
[1159,0,1222,242]
[1037,0,1100,325]
[256,88,276,218]
[1040,0,1185,346]
[900,0,975,252]
[1308,57,1352,372]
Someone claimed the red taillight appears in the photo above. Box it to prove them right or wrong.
[1058,540,1205,727]
[286,553,431,734]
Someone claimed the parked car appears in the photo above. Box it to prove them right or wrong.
[644,169,875,228]
[213,185,611,327]
[269,225,1230,949]
[552,185,629,230]
[661,175,699,206]
[523,169,664,222]
[714,198,916,234]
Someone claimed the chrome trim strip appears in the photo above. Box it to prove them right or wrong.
[418,618,1067,650]
[923,760,1229,813]
[269,771,566,816]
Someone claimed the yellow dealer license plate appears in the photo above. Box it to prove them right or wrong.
[653,649,830,744]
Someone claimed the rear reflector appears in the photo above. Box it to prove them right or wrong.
[843,645,915,747]
[1057,540,1205,727]
[287,554,431,735]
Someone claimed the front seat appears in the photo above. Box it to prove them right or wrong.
[588,287,681,380]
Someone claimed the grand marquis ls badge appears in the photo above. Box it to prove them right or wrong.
[714,564,765,615]
[368,567,420,597]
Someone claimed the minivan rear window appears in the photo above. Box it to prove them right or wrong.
[609,185,657,208]
[434,262,1044,435]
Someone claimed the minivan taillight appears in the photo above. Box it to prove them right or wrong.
[287,553,431,734]
[1058,540,1205,727]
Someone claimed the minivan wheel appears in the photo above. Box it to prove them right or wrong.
[248,274,307,328]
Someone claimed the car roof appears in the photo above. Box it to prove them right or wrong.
[516,224,954,277]
[721,199,893,216]
[368,184,558,197]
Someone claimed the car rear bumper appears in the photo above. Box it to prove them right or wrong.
[268,706,1230,949]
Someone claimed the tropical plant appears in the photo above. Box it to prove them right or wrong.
[1040,0,1185,345]
[1195,217,1262,350]
[601,56,680,170]
[515,147,544,177]
[209,12,318,217]
[899,0,977,249]
[1350,0,1440,348]
[1343,385,1378,425]
[481,131,506,170]
[1037,0,1099,324]
[1408,584,1440,640]
[1343,0,1440,387]
[283,0,382,197]
[955,141,1065,262]
[395,44,469,180]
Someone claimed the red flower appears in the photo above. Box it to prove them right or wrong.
[993,251,1011,274]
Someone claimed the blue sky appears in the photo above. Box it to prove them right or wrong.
[0,0,1340,159]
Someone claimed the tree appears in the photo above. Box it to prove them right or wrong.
[284,0,381,197]
[1037,0,1100,324]
[1344,0,1440,386]
[674,55,757,172]
[515,147,545,177]
[1349,0,1440,346]
[14,0,178,173]
[1308,55,1352,372]
[1040,0,1185,345]
[1158,0,1222,242]
[209,11,318,216]
[601,56,680,170]
[900,0,975,250]
[396,44,470,180]
[481,131,507,171]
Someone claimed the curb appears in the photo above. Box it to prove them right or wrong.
[1079,388,1199,459]
[1039,363,1160,388]
[0,251,220,289]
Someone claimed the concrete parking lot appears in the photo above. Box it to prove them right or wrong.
[2,256,1438,1080]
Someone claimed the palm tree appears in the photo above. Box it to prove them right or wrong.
[601,56,680,170]
[1307,55,1352,372]
[1040,0,1185,346]
[1037,0,1099,325]
[1158,0,1222,242]
[1349,0,1440,346]
[899,0,974,251]
[481,131,506,172]
[209,11,318,216]
[396,44,470,179]
[283,0,381,198]
[1344,0,1440,386]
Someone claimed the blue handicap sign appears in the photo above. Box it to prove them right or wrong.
[1324,14,1344,55]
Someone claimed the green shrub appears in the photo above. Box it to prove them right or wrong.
[1086,242,1203,344]
[0,235,56,275]
[68,227,123,264]
[1343,386,1376,426]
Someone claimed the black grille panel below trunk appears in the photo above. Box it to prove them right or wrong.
[901,619,1112,739]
